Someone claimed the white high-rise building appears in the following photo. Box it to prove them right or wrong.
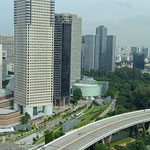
[14,0,55,118]
[0,45,2,89]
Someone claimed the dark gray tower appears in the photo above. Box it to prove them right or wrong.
[54,14,82,105]
[96,26,107,69]
[106,35,116,72]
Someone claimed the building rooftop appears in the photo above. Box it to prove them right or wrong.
[73,83,99,87]
[79,76,98,84]
[0,108,16,115]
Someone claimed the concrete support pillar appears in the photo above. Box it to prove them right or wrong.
[102,139,105,144]
[14,103,19,111]
[59,98,61,106]
[147,123,150,135]
[63,98,66,106]
[54,98,57,106]
[44,105,53,116]
[108,135,112,143]
[142,123,146,136]
[23,107,33,118]
[129,126,134,137]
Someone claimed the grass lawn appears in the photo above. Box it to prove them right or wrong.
[78,104,100,120]
[73,100,112,129]
[110,137,135,148]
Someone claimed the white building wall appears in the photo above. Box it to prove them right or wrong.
[70,15,82,85]
[14,0,54,116]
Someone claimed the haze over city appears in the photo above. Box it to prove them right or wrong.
[0,0,150,46]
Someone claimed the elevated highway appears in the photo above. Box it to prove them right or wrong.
[39,110,150,150]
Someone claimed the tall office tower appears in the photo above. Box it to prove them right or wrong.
[0,35,14,65]
[2,51,7,81]
[106,35,116,72]
[131,47,139,55]
[133,53,144,70]
[0,45,2,89]
[54,14,82,104]
[14,0,55,117]
[141,47,149,58]
[82,35,95,72]
[96,26,107,69]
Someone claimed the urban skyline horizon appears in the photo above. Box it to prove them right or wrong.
[0,0,150,46]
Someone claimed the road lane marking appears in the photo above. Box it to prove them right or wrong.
[58,112,150,150]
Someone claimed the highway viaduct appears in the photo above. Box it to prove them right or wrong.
[38,109,150,150]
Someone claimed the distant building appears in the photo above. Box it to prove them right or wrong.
[106,35,116,72]
[133,53,144,70]
[2,51,7,81]
[54,14,82,104]
[72,76,109,97]
[0,35,14,65]
[141,47,149,59]
[0,45,2,89]
[0,108,21,127]
[82,26,116,72]
[82,35,96,72]
[96,26,107,69]
[131,47,139,55]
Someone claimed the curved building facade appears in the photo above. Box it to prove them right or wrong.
[72,83,100,97]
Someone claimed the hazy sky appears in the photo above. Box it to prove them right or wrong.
[0,0,150,46]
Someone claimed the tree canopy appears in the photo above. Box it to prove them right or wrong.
[82,67,150,114]
[73,88,82,102]
[20,112,31,124]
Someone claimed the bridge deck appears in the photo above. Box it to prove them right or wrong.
[40,110,150,150]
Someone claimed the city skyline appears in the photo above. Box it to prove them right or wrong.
[0,0,150,46]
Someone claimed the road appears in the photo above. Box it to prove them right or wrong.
[15,101,91,146]
[98,99,116,118]
[40,109,150,150]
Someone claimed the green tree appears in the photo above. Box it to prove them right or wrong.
[94,143,109,150]
[54,130,65,139]
[73,88,82,102]
[20,112,31,124]
[33,137,36,142]
[114,145,128,150]
[45,131,53,144]
[127,140,147,150]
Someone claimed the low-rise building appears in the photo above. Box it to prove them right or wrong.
[72,76,109,98]
[0,108,22,127]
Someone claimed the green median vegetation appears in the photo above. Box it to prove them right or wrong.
[73,100,112,129]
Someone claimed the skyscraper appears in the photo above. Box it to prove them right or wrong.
[141,47,149,59]
[82,35,95,72]
[96,26,107,69]
[106,35,116,72]
[133,53,144,70]
[0,45,2,89]
[131,47,139,55]
[54,14,82,104]
[0,35,14,66]
[14,0,55,117]
[82,26,116,72]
